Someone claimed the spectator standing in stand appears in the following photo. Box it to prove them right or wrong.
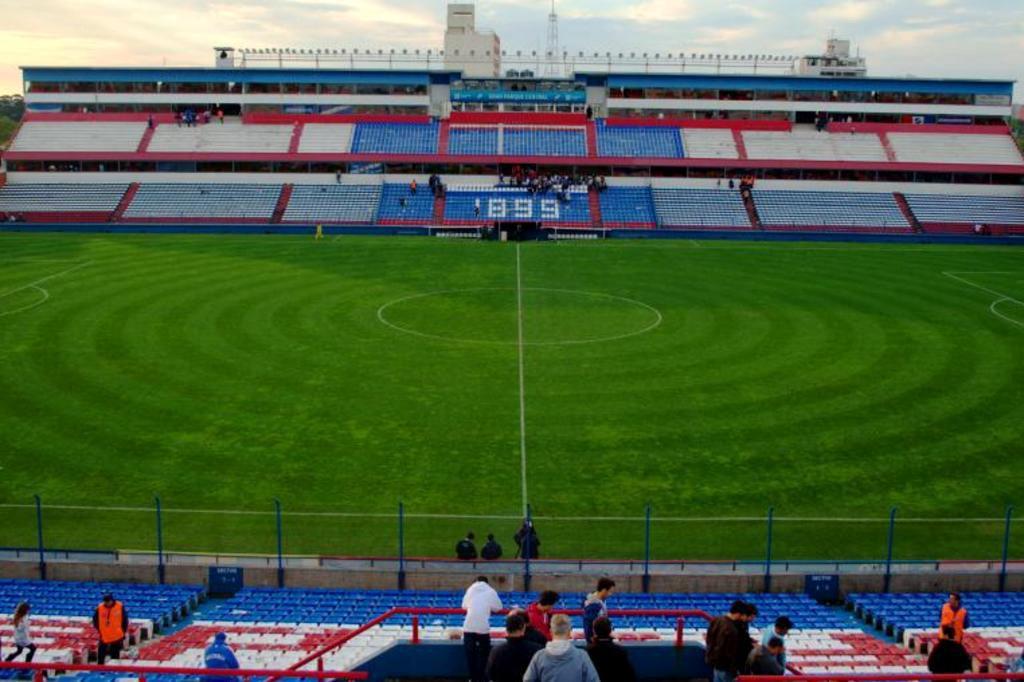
[747,637,786,676]
[410,179,418,195]
[461,576,503,682]
[582,578,616,643]
[456,531,478,560]
[586,617,636,682]
[217,108,224,124]
[92,593,129,664]
[5,602,37,663]
[940,592,970,643]
[486,613,543,682]
[705,601,748,682]
[527,591,560,641]
[761,615,793,668]
[202,632,240,682]
[928,625,973,674]
[481,533,503,560]
[523,614,599,682]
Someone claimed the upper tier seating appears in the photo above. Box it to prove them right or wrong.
[10,122,147,153]
[297,124,354,154]
[652,188,752,229]
[148,123,293,153]
[599,187,658,227]
[448,127,499,155]
[753,190,911,231]
[0,184,129,213]
[124,184,281,220]
[743,130,888,162]
[503,127,587,157]
[596,124,683,158]
[351,122,439,154]
[376,183,434,224]
[680,129,739,159]
[888,133,1024,165]
[283,184,382,223]
[904,194,1024,226]
[444,186,591,226]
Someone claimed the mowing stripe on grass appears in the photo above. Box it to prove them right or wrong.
[516,242,529,518]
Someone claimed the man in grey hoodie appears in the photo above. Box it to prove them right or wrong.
[524,614,600,682]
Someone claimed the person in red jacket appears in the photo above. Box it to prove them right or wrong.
[527,591,560,640]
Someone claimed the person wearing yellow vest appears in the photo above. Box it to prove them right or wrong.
[92,593,129,664]
[939,592,970,643]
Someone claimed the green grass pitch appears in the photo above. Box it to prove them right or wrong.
[0,232,1022,562]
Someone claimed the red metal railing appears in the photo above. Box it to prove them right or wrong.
[288,607,713,672]
[0,660,368,682]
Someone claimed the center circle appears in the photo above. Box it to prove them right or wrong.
[377,287,663,346]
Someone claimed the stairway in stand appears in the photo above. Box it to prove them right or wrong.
[111,183,140,222]
[893,192,923,233]
[272,184,293,224]
[742,191,763,229]
[588,188,603,228]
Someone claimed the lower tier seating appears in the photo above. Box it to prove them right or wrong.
[904,194,1024,230]
[444,186,591,227]
[599,187,657,227]
[0,615,146,664]
[124,184,282,221]
[0,184,129,215]
[851,592,1024,635]
[652,189,752,229]
[786,631,928,674]
[282,185,382,224]
[377,184,435,224]
[909,628,1024,671]
[754,190,911,232]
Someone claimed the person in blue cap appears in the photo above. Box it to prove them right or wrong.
[203,632,240,682]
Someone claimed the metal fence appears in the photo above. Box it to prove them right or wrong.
[0,498,1017,591]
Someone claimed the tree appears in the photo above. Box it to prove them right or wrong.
[0,94,24,121]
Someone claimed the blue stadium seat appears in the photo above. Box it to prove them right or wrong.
[377,183,435,224]
[444,186,591,227]
[596,123,684,158]
[351,122,439,154]
[448,127,499,155]
[503,128,586,157]
[599,187,657,227]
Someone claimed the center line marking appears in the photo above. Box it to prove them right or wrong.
[515,242,529,517]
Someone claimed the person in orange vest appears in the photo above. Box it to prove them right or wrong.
[940,592,970,643]
[92,593,129,664]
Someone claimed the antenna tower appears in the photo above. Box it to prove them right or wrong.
[545,0,561,77]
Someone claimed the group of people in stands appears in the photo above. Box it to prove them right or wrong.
[172,107,224,128]
[500,168,608,202]
[457,521,542,561]
[462,576,629,682]
[0,212,26,222]
[706,601,792,682]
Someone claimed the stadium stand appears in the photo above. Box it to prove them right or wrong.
[651,188,752,229]
[282,184,382,224]
[786,631,928,674]
[148,123,293,154]
[0,184,128,217]
[743,130,889,162]
[679,129,740,159]
[447,126,500,155]
[596,123,684,158]
[124,184,282,221]
[297,124,355,154]
[599,187,658,228]
[9,122,147,153]
[351,122,439,155]
[753,190,912,232]
[888,133,1024,165]
[376,183,434,224]
[444,185,591,226]
[503,127,587,157]
[0,579,203,663]
[904,194,1024,231]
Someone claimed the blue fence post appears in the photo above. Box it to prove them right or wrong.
[33,494,46,581]
[999,505,1014,592]
[155,496,165,585]
[398,502,407,591]
[764,507,775,593]
[883,507,897,593]
[642,504,652,593]
[274,498,284,588]
[524,504,533,593]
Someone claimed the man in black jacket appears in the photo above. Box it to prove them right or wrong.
[456,532,477,560]
[485,613,542,682]
[481,533,503,560]
[928,626,973,674]
[587,617,636,682]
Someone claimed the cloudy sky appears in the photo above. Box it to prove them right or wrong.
[0,0,1021,97]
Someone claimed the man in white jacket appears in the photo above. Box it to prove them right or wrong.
[462,576,503,682]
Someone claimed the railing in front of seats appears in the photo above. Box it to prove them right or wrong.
[287,607,714,673]
[0,660,368,682]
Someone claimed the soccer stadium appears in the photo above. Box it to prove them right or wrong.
[0,2,1022,681]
